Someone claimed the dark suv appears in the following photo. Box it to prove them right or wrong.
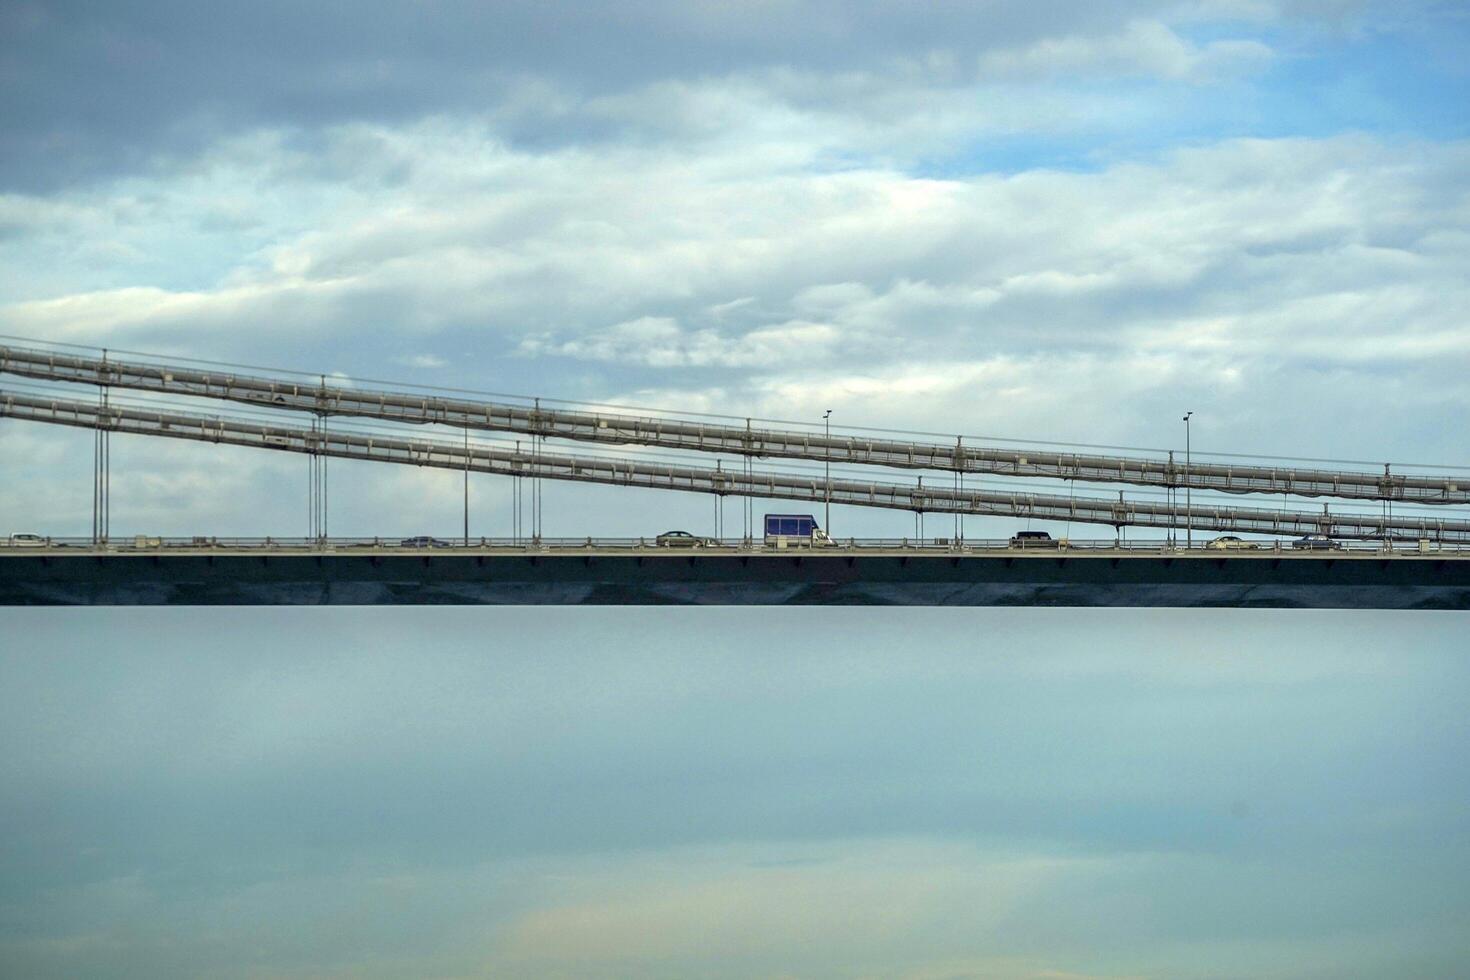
[1009,530,1059,549]
[399,536,451,548]
[1291,534,1342,551]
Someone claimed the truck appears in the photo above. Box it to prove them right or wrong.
[764,514,834,548]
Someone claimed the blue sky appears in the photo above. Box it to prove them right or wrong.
[2,3,1470,976]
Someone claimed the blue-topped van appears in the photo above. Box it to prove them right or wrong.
[764,514,833,547]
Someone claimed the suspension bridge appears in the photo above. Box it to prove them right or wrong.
[2,340,1467,607]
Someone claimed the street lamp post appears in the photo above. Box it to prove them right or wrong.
[823,409,833,535]
[1182,411,1194,548]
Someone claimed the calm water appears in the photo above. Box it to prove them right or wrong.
[2,607,1467,978]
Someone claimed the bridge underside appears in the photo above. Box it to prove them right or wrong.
[3,552,1468,609]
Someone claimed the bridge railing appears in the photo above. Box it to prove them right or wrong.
[2,535,1465,556]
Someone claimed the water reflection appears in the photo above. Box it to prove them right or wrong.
[1,608,1466,978]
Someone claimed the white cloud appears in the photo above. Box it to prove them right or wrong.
[2,112,1467,539]
[977,20,1274,82]
[397,353,447,368]
[520,315,840,368]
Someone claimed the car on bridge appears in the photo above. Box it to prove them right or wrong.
[399,536,452,548]
[655,530,719,547]
[1009,530,1060,549]
[1207,535,1260,550]
[1292,533,1343,551]
[6,533,46,547]
[764,514,834,547]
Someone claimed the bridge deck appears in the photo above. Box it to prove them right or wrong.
[4,541,1468,608]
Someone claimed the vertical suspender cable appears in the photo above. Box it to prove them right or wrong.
[308,416,317,539]
[954,436,960,542]
[320,376,328,542]
[463,425,469,546]
[538,393,543,540]
[321,416,328,540]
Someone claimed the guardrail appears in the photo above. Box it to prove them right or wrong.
[2,535,1465,556]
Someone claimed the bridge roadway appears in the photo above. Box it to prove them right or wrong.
[3,538,1467,608]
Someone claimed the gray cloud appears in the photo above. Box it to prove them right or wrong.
[4,126,1464,466]
[0,1,1142,189]
[5,0,1440,192]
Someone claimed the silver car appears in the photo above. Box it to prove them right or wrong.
[1207,535,1260,550]
[655,530,719,548]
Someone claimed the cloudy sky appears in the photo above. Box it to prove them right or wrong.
[2,0,1469,541]
[3,2,1470,977]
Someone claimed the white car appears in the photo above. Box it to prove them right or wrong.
[6,533,46,547]
[1206,535,1259,551]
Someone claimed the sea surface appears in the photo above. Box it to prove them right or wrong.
[1,607,1467,978]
